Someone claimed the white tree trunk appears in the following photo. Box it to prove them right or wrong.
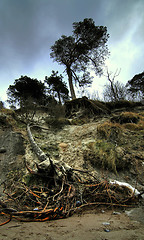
[27,124,71,179]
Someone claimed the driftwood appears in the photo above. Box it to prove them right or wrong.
[0,178,140,226]
[26,124,72,181]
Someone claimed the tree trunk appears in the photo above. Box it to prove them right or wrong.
[66,66,76,99]
[27,124,71,180]
[27,124,49,163]
[57,91,62,105]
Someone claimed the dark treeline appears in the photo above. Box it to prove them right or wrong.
[6,69,144,110]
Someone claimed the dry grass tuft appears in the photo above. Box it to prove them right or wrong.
[111,112,144,131]
[0,108,17,128]
[84,140,129,173]
[97,121,122,142]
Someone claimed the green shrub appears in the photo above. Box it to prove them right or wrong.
[84,140,130,173]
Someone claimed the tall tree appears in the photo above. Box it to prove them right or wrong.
[127,71,144,99]
[45,71,69,104]
[7,76,46,108]
[50,18,109,99]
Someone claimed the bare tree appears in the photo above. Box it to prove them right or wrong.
[103,68,126,102]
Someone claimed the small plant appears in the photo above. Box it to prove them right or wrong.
[111,112,140,124]
[84,140,130,173]
[0,108,17,128]
[111,112,144,131]
[97,121,122,142]
[86,140,117,172]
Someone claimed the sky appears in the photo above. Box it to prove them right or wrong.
[0,0,144,102]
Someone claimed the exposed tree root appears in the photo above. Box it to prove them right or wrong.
[0,124,142,226]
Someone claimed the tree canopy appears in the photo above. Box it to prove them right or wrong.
[127,71,144,99]
[50,18,109,99]
[45,71,69,104]
[7,76,46,108]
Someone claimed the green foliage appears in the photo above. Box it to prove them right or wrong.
[45,71,69,104]
[127,71,144,98]
[7,75,46,108]
[50,18,109,99]
[84,140,129,173]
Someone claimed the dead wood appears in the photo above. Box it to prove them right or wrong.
[0,123,142,226]
[26,124,72,181]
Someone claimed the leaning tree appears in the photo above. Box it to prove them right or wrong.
[50,18,109,99]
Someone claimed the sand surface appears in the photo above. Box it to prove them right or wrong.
[0,208,144,240]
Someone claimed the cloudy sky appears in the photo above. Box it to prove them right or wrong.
[0,0,144,102]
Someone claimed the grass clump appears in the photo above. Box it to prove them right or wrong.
[97,121,122,142]
[123,121,144,131]
[0,108,17,128]
[111,112,144,131]
[111,112,140,124]
[84,140,129,173]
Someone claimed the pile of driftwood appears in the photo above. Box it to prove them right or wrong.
[0,174,140,226]
[0,124,141,226]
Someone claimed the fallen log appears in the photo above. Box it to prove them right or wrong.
[26,124,72,182]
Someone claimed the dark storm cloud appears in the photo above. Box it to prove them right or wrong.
[0,0,47,70]
[0,0,91,71]
[0,0,144,101]
[0,0,107,78]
